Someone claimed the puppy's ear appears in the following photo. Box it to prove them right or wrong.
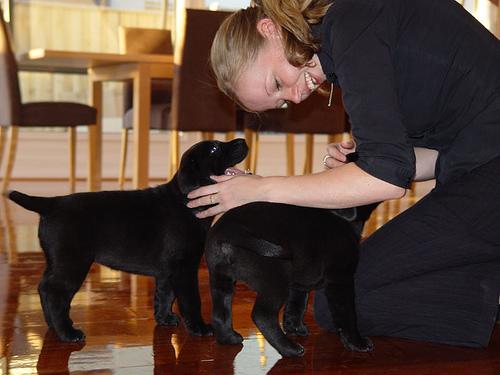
[330,207,363,239]
[331,202,380,223]
[330,207,358,222]
[342,203,381,239]
[177,158,215,195]
[355,202,380,222]
[177,159,202,195]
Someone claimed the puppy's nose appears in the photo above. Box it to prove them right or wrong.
[231,138,247,147]
[237,138,246,144]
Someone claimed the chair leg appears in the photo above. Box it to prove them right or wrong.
[2,195,18,263]
[69,127,77,193]
[0,126,7,172]
[249,130,259,174]
[225,131,235,141]
[286,133,295,176]
[409,181,417,199]
[303,134,314,175]
[202,132,214,141]
[244,128,254,171]
[1,126,19,194]
[169,130,179,180]
[118,128,129,190]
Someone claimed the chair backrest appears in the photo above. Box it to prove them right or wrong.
[169,9,236,133]
[243,86,350,135]
[118,26,173,55]
[119,27,173,111]
[0,8,21,125]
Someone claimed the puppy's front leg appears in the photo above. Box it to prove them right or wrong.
[283,288,309,336]
[171,265,213,336]
[154,277,180,326]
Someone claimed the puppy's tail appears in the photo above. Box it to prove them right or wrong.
[7,190,54,215]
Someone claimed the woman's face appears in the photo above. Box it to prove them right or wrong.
[233,20,326,112]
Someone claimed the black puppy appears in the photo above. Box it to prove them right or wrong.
[206,201,377,357]
[8,138,248,342]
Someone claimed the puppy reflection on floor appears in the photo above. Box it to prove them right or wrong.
[153,325,243,374]
[37,330,85,374]
[35,325,243,374]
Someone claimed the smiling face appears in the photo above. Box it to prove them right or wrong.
[233,18,326,112]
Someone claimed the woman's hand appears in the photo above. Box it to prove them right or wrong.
[323,139,356,169]
[187,170,264,218]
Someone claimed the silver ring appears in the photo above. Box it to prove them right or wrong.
[323,155,333,166]
[209,194,214,204]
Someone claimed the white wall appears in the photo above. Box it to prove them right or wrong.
[205,0,249,11]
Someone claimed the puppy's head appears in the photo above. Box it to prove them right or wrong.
[177,138,248,195]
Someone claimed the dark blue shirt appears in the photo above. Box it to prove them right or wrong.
[313,0,500,187]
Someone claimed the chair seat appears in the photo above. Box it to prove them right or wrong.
[123,103,170,130]
[20,102,96,127]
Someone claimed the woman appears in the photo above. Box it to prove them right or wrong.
[188,0,500,347]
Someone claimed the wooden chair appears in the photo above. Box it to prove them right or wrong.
[0,9,96,193]
[242,87,349,175]
[118,26,173,189]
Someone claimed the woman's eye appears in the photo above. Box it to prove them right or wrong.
[275,78,281,91]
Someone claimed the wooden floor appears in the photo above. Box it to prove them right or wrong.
[0,174,499,373]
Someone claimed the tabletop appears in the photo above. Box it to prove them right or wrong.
[18,48,174,74]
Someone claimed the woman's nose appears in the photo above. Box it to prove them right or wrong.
[287,86,302,104]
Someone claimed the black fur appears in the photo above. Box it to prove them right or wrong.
[206,202,377,357]
[8,139,248,342]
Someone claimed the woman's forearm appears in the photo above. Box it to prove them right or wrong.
[259,162,406,209]
[189,156,411,218]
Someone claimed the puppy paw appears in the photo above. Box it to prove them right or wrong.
[353,336,374,352]
[215,330,243,345]
[338,329,374,352]
[277,341,305,358]
[57,328,86,343]
[283,320,309,336]
[185,322,214,336]
[156,313,180,326]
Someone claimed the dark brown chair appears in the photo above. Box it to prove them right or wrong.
[242,86,349,175]
[118,26,173,189]
[166,9,236,177]
[0,9,96,193]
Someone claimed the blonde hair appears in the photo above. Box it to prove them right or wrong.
[210,0,332,109]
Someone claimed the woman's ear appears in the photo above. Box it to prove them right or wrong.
[256,18,281,39]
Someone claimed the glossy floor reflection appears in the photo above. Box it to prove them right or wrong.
[0,181,498,375]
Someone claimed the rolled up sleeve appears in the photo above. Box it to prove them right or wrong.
[327,0,416,188]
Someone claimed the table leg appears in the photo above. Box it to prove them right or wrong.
[133,65,152,189]
[88,79,103,192]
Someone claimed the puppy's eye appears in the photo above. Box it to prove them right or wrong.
[209,145,219,154]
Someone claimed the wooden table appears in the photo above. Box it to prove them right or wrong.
[18,49,174,191]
